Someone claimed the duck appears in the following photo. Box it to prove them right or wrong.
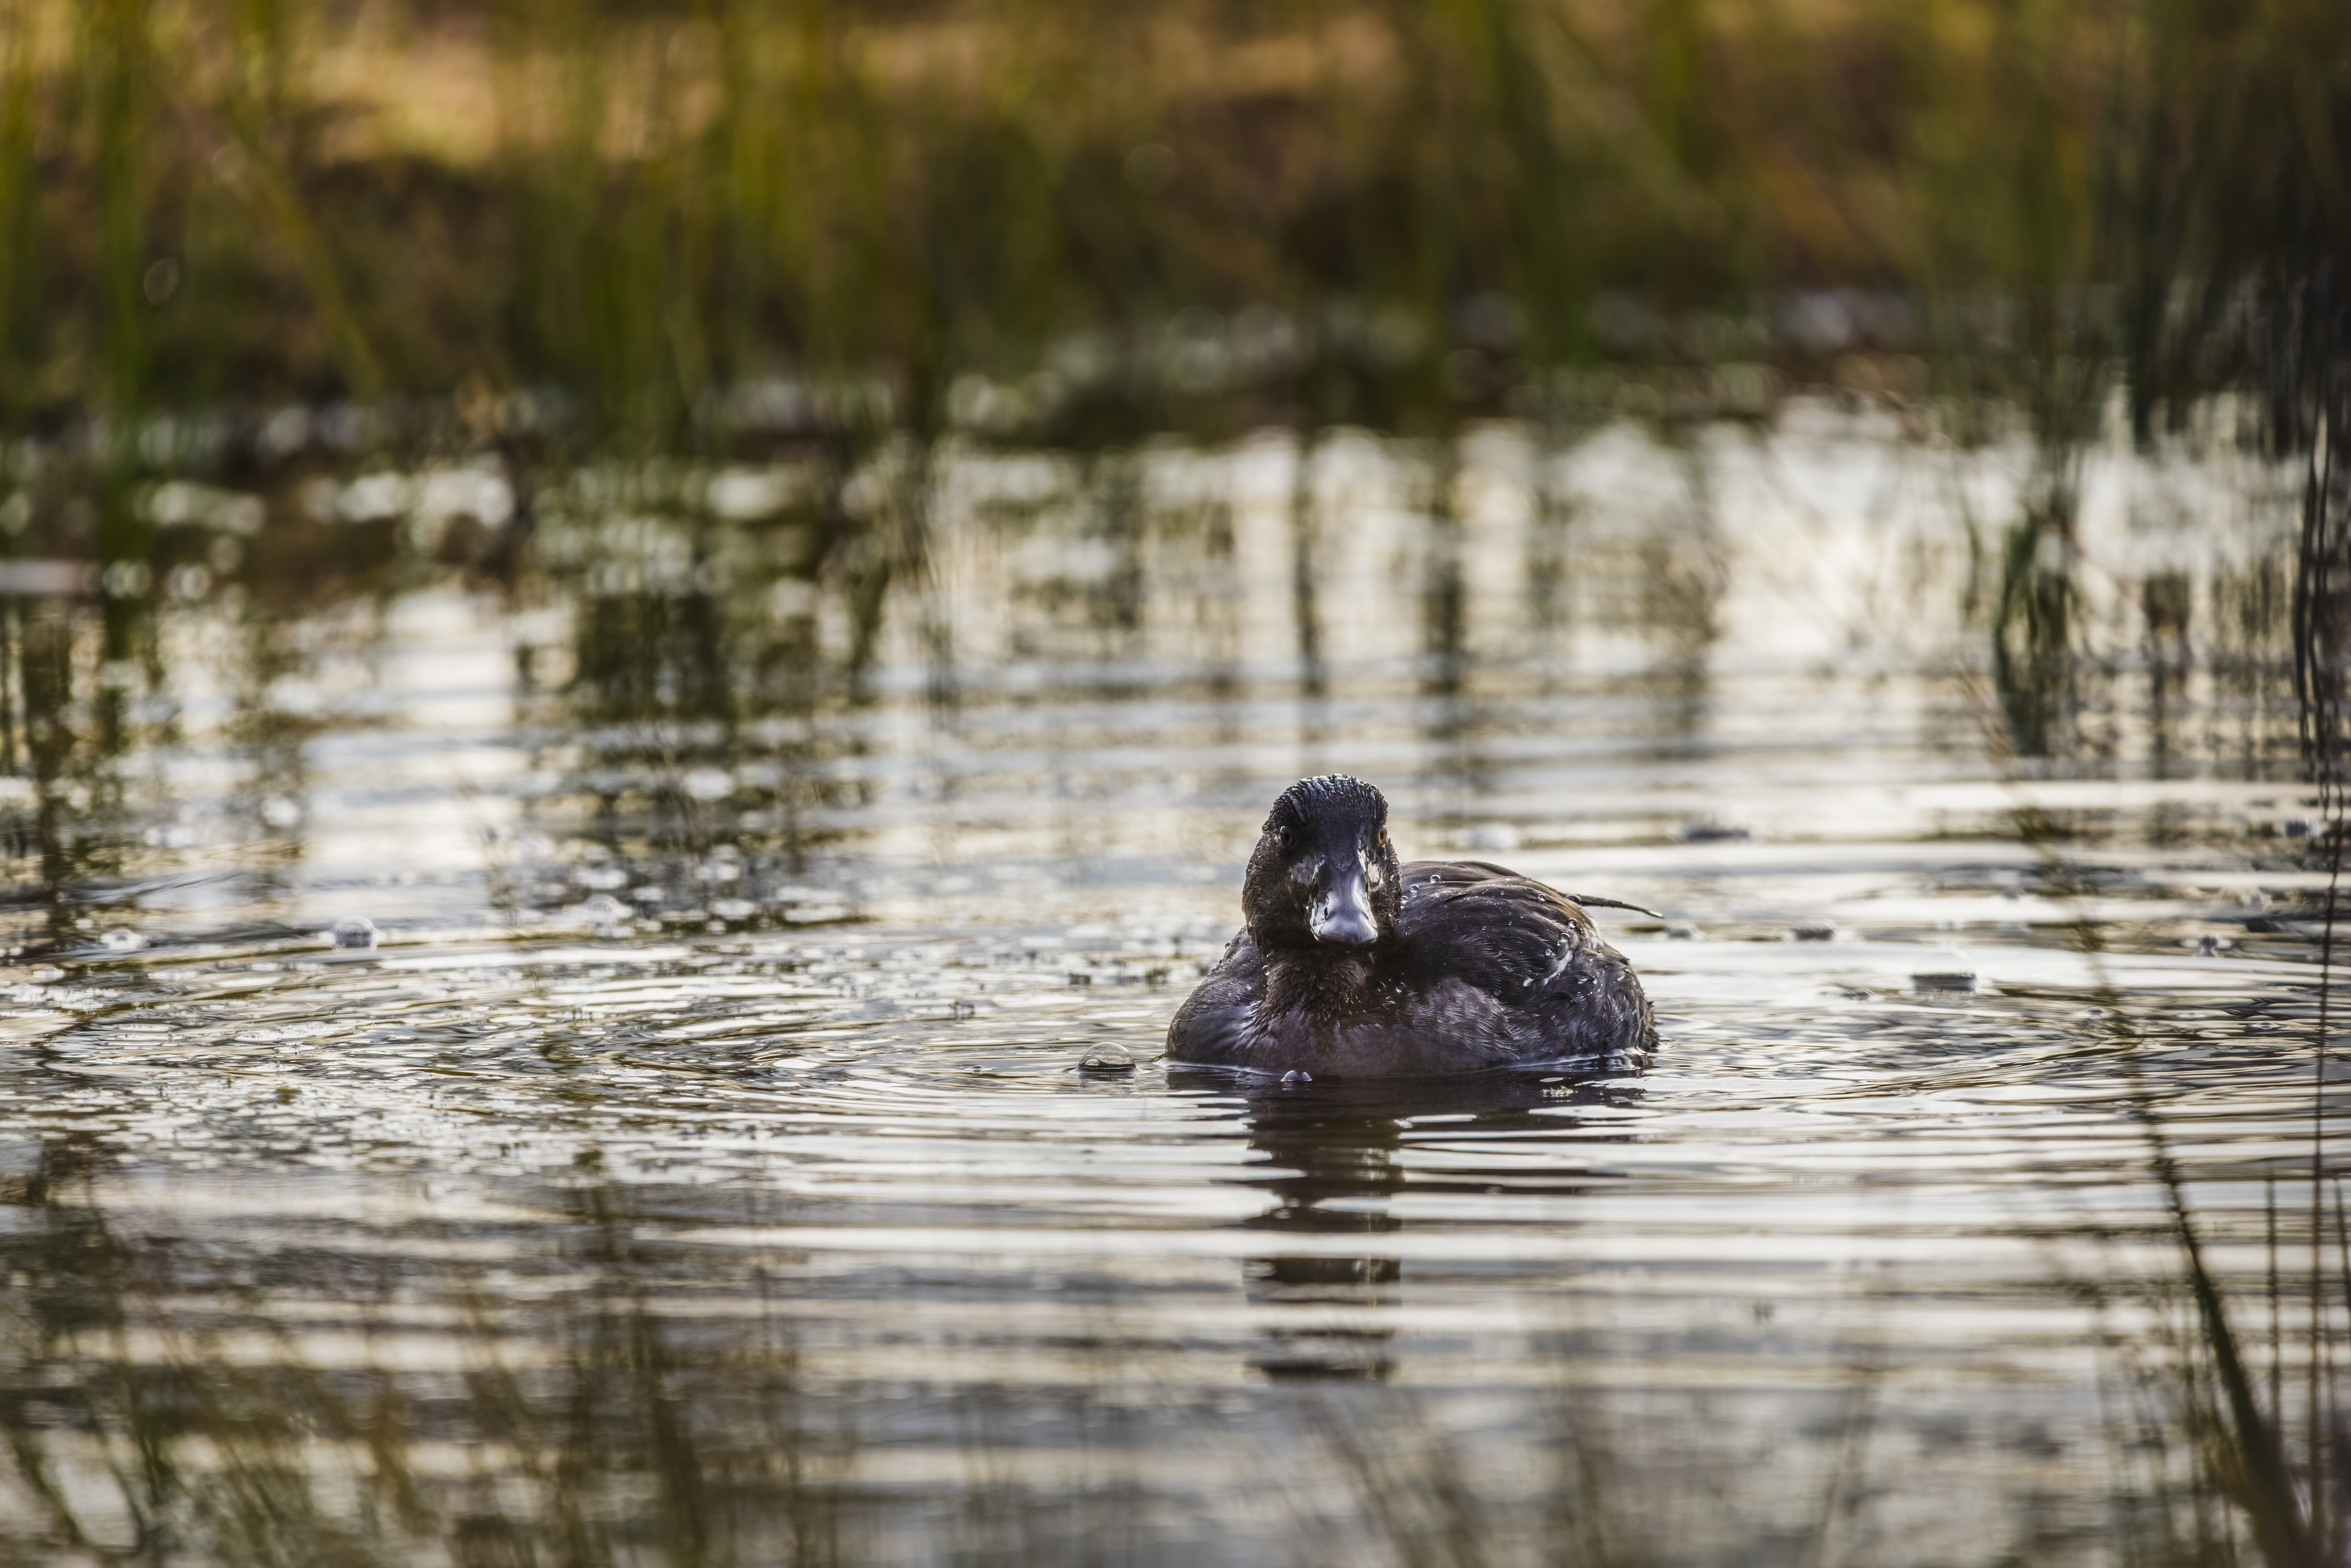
[1166,775,1656,1077]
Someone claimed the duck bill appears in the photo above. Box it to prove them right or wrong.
[1309,863,1379,948]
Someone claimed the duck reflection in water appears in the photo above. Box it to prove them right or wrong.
[1173,1068,1647,1381]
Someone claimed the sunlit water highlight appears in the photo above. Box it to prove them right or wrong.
[0,412,2338,1565]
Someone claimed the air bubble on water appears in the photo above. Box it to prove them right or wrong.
[574,894,630,925]
[1911,947,1977,992]
[330,917,380,950]
[1280,1069,1313,1085]
[99,927,145,953]
[1078,1046,1136,1074]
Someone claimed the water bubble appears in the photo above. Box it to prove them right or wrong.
[1911,948,1977,992]
[98,927,145,953]
[1078,1046,1136,1074]
[330,917,380,950]
[574,894,630,924]
[1280,1069,1314,1085]
[1665,922,1705,941]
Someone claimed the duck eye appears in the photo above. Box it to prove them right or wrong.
[1274,825,1292,850]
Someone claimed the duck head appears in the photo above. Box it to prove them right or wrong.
[1243,775,1405,954]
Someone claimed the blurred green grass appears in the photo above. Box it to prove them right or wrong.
[0,0,2342,445]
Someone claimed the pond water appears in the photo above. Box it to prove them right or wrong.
[0,407,2339,1565]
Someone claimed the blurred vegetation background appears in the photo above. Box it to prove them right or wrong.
[0,0,2344,449]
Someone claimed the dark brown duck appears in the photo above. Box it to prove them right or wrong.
[1167,775,1656,1077]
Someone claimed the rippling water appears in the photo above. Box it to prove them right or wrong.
[0,411,2340,1564]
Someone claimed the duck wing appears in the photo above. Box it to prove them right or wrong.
[1165,927,1266,1065]
[1395,860,1654,1059]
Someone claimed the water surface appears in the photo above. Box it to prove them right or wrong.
[0,411,2337,1565]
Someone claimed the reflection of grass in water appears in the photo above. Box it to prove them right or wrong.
[1963,667,2348,1568]
[0,1142,857,1565]
[0,1101,2336,1563]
